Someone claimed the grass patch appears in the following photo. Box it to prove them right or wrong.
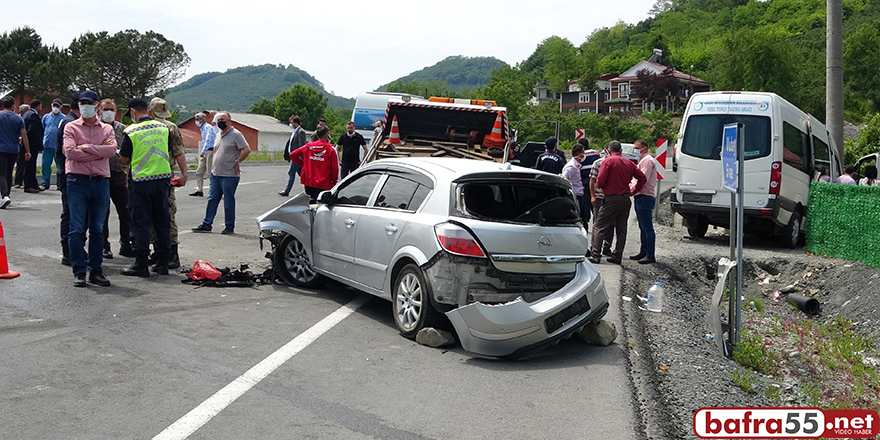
[733,331,780,376]
[245,150,286,162]
[731,368,757,393]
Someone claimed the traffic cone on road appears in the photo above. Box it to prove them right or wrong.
[388,116,401,145]
[483,111,505,148]
[0,222,20,279]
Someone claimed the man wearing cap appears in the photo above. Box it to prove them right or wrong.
[62,90,117,287]
[190,111,215,197]
[56,92,81,265]
[148,97,188,269]
[0,95,29,209]
[192,111,250,234]
[40,98,65,190]
[534,137,565,174]
[119,98,174,277]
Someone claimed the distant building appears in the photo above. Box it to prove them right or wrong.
[558,49,713,116]
[178,112,309,152]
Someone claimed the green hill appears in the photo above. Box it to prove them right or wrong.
[377,56,508,92]
[164,64,354,117]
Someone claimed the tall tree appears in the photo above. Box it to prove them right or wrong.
[0,27,49,101]
[68,30,190,102]
[249,97,276,116]
[273,84,327,129]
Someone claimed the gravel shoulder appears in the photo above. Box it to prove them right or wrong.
[618,197,880,439]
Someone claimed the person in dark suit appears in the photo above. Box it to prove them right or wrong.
[279,115,307,196]
[21,99,44,193]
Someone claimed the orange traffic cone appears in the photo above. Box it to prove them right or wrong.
[0,222,20,279]
[483,112,505,148]
[388,116,401,145]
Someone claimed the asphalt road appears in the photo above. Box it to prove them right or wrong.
[0,162,636,440]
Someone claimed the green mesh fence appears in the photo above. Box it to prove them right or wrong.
[805,182,880,268]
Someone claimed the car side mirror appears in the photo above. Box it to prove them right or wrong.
[318,190,334,205]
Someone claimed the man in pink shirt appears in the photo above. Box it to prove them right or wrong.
[62,90,118,287]
[630,140,658,264]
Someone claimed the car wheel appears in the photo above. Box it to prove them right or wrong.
[274,235,324,288]
[779,212,801,249]
[392,264,440,339]
[687,216,709,238]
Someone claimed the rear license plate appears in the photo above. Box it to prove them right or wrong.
[682,193,713,203]
[545,295,591,333]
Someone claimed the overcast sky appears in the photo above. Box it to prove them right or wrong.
[3,0,657,98]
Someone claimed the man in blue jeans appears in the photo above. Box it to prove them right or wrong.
[61,90,117,287]
[629,139,658,264]
[192,112,250,235]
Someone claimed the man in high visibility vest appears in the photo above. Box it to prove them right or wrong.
[118,98,174,277]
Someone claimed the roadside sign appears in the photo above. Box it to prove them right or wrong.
[575,129,585,140]
[655,139,667,180]
[722,123,738,193]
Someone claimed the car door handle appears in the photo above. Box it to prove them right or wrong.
[384,224,398,234]
[344,218,355,228]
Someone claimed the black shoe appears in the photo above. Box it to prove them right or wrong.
[629,253,645,261]
[121,256,150,277]
[192,223,212,233]
[221,228,234,235]
[278,192,289,197]
[152,255,170,275]
[73,273,86,287]
[119,245,134,257]
[147,252,158,265]
[606,256,622,264]
[62,255,71,266]
[189,190,203,197]
[588,256,601,264]
[638,257,656,264]
[602,248,613,257]
[168,245,180,270]
[103,249,114,259]
[89,269,111,286]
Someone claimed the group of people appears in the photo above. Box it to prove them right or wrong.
[278,118,371,201]
[538,136,658,265]
[1,91,251,288]
[828,164,880,187]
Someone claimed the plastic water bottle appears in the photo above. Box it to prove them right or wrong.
[646,281,664,312]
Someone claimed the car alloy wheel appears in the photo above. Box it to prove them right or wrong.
[274,235,323,288]
[392,264,439,339]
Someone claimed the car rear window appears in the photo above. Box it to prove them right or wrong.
[458,182,579,225]
[681,114,771,160]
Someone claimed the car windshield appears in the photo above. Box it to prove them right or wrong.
[681,114,771,160]
[458,181,579,225]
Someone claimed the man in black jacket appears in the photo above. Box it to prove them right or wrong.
[21,99,44,193]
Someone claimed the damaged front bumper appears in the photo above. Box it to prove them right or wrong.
[444,261,609,358]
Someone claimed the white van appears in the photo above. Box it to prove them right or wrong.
[670,91,843,248]
[351,92,425,145]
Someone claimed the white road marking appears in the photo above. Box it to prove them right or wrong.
[8,199,62,205]
[152,295,370,440]
[238,180,270,186]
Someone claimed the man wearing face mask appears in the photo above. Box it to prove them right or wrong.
[56,92,81,265]
[98,98,133,259]
[62,90,117,287]
[278,114,305,197]
[148,97,188,269]
[192,111,250,234]
[190,111,215,197]
[336,121,367,179]
[629,139,657,264]
[40,98,65,190]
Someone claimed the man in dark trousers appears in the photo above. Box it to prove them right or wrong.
[98,98,133,259]
[336,121,367,179]
[588,140,646,265]
[20,99,43,193]
[279,115,306,196]
[534,137,565,174]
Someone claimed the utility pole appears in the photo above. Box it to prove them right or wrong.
[827,0,844,157]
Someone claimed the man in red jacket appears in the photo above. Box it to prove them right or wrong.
[291,126,339,202]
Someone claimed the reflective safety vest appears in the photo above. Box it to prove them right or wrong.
[124,119,172,181]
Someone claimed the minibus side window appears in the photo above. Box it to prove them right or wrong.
[782,122,809,175]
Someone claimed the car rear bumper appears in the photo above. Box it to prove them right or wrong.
[445,261,609,358]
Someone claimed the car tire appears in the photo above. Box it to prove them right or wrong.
[274,235,324,288]
[392,264,441,339]
[687,216,709,239]
[779,212,801,249]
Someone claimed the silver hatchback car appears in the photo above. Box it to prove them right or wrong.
[258,158,609,358]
